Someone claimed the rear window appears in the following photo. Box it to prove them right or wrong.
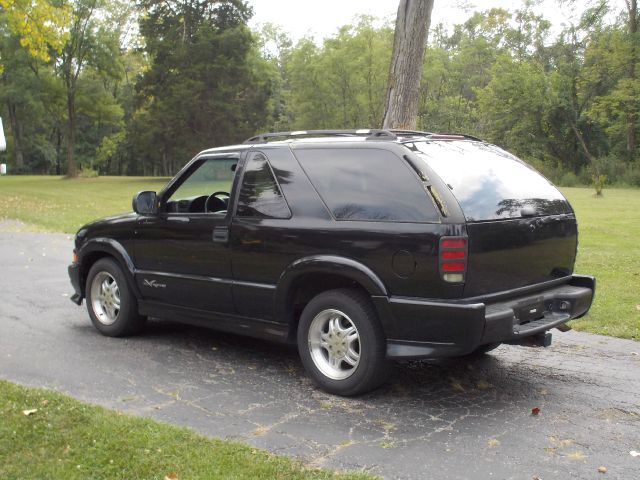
[409,141,572,222]
[294,148,439,222]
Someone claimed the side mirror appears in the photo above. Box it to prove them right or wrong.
[133,191,157,214]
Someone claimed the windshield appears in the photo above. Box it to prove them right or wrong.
[408,141,572,222]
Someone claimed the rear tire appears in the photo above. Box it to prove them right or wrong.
[86,258,145,337]
[297,288,389,396]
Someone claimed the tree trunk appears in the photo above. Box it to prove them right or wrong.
[382,0,434,130]
[66,91,77,177]
[626,0,637,160]
[55,126,62,175]
[6,101,24,169]
[570,122,605,195]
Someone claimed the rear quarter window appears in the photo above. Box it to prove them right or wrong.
[236,153,291,219]
[294,147,439,223]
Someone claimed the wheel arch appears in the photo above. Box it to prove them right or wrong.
[275,255,392,342]
[77,238,140,300]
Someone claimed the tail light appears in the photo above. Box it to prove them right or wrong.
[440,236,467,283]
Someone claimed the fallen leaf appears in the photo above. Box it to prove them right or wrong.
[22,409,38,416]
[636,305,640,311]
[630,450,640,457]
[566,451,587,461]
[477,380,492,390]
[531,407,541,416]
[164,474,178,480]
[532,476,542,480]
[487,438,501,447]
[450,377,465,392]
[41,400,49,406]
[598,466,607,473]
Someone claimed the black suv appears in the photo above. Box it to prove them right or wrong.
[68,129,595,395]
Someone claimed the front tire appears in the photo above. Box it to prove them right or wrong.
[86,258,145,337]
[297,288,389,396]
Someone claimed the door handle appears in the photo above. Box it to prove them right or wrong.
[213,226,229,243]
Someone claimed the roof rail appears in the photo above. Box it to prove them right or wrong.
[389,129,484,142]
[243,129,397,144]
[428,133,484,141]
[389,129,433,138]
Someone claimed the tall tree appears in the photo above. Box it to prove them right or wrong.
[133,0,274,175]
[382,0,434,129]
[625,0,637,158]
[58,0,100,177]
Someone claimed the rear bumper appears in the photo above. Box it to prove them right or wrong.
[68,263,83,305]
[377,275,595,359]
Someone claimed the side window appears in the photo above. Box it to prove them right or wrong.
[294,148,439,222]
[165,157,237,214]
[236,153,291,219]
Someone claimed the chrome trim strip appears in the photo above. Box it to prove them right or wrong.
[135,270,276,290]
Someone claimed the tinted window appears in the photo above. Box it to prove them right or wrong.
[295,148,439,222]
[236,153,291,219]
[410,141,572,221]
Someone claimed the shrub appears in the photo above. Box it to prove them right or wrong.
[558,171,579,187]
[78,167,99,178]
[592,173,607,196]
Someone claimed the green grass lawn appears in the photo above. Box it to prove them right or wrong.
[0,176,171,233]
[0,380,372,480]
[0,176,637,340]
[562,187,639,340]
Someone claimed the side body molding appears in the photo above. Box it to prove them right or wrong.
[275,255,388,326]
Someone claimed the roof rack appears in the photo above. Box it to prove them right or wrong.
[242,129,484,144]
[243,129,397,144]
[388,129,433,138]
[428,133,484,141]
[390,130,484,142]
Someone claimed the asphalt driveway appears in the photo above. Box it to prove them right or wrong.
[0,224,638,479]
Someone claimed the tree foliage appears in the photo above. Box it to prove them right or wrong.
[131,0,275,175]
[0,0,638,185]
[0,0,69,66]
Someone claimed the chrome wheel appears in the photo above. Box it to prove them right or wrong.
[90,271,121,326]
[308,309,360,380]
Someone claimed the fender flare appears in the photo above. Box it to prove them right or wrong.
[77,237,141,299]
[274,254,388,325]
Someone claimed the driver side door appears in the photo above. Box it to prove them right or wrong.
[133,153,241,315]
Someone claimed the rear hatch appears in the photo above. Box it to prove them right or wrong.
[411,140,577,297]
